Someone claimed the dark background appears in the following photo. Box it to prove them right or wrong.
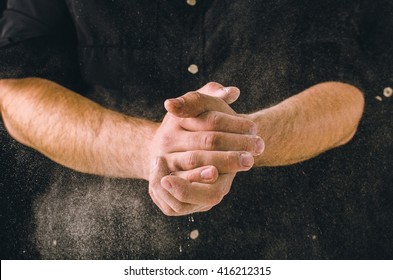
[0,0,392,259]
[0,1,5,15]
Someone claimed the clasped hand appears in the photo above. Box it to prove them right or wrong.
[149,82,264,216]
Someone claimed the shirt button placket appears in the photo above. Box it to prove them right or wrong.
[186,0,199,79]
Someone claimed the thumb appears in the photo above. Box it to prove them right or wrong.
[164,91,237,118]
[197,82,240,104]
[164,82,240,118]
[164,82,240,117]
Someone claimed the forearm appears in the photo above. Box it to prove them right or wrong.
[0,78,158,179]
[249,82,364,166]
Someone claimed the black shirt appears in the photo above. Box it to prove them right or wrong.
[0,0,392,259]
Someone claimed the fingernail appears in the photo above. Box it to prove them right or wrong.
[168,97,184,109]
[222,87,240,103]
[255,137,265,154]
[201,168,214,179]
[240,152,254,167]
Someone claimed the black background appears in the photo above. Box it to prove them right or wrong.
[0,0,392,260]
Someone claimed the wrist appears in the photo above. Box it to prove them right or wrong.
[141,120,160,180]
[245,110,274,167]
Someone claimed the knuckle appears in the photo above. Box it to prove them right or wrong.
[185,171,194,182]
[243,136,255,152]
[205,82,221,91]
[184,151,199,169]
[187,91,203,102]
[203,133,218,150]
[206,112,220,129]
[206,81,217,88]
[242,119,254,133]
[159,134,173,149]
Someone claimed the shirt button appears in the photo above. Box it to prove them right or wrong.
[188,64,199,74]
[383,87,392,98]
[189,229,199,240]
[186,0,197,6]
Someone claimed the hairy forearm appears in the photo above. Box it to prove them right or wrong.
[249,82,364,166]
[0,78,157,179]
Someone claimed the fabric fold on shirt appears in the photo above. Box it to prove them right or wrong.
[0,9,53,47]
[0,0,69,47]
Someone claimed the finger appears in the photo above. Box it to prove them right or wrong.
[149,177,201,216]
[149,157,202,216]
[164,91,236,118]
[171,165,219,183]
[166,151,255,173]
[150,187,200,216]
[197,82,240,104]
[161,173,236,205]
[179,111,257,135]
[164,131,264,156]
[155,179,201,216]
